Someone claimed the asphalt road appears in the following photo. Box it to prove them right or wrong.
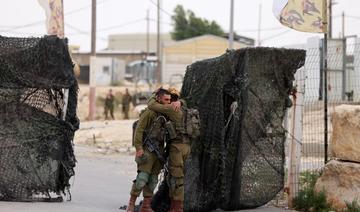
[0,147,295,212]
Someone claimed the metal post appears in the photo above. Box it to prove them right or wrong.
[342,12,345,38]
[287,68,304,208]
[156,0,162,83]
[324,33,328,164]
[328,0,332,38]
[257,4,262,46]
[229,0,234,49]
[146,9,150,89]
[59,0,69,121]
[342,38,347,101]
[146,9,150,58]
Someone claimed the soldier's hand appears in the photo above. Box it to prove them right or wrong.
[136,149,144,158]
[171,101,181,112]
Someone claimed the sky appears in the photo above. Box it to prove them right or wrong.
[0,0,359,51]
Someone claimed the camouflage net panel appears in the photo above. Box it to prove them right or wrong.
[180,47,306,211]
[0,35,79,201]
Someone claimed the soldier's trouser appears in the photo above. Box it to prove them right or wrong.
[109,107,114,119]
[123,105,130,119]
[168,142,191,201]
[130,150,162,197]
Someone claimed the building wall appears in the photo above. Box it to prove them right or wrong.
[71,52,144,84]
[71,52,144,66]
[162,35,249,83]
[107,33,173,52]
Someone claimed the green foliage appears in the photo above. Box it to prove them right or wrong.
[344,199,360,212]
[171,5,224,41]
[293,170,334,212]
[300,170,321,189]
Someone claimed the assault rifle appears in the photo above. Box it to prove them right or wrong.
[144,137,169,173]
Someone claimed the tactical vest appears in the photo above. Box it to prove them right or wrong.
[132,111,168,147]
[145,114,168,145]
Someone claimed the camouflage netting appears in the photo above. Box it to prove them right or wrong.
[0,35,79,201]
[181,48,305,211]
[179,47,305,211]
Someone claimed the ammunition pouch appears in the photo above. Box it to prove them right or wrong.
[165,121,177,140]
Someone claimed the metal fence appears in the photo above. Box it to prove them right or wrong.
[282,37,360,206]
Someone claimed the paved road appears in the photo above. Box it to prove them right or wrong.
[0,147,295,212]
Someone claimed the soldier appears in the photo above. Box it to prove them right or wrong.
[147,88,190,212]
[125,89,172,212]
[122,88,133,119]
[104,89,115,120]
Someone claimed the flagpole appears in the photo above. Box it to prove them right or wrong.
[323,0,328,164]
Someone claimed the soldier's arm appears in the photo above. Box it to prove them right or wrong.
[134,110,153,151]
[148,97,176,118]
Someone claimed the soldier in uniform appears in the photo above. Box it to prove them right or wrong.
[104,89,115,120]
[122,88,132,119]
[125,89,172,212]
[147,88,190,212]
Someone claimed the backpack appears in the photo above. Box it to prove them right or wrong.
[183,107,201,139]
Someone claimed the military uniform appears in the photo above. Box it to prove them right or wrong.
[126,108,167,212]
[122,92,132,119]
[148,98,191,211]
[104,93,115,119]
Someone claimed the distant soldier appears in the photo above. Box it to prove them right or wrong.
[104,89,115,120]
[122,88,132,119]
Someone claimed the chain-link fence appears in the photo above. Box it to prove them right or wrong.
[284,37,360,205]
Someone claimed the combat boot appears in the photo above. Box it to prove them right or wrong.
[126,195,137,212]
[139,197,153,212]
[169,200,183,212]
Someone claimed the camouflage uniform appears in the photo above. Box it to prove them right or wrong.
[130,108,167,198]
[122,92,132,119]
[104,93,115,119]
[148,98,191,203]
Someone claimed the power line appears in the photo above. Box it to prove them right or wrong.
[148,0,172,17]
[0,0,114,33]
[148,18,173,26]
[0,20,45,33]
[65,18,146,36]
[65,23,107,41]
[346,15,360,20]
[238,27,284,32]
[261,29,292,42]
[97,18,145,31]
[65,0,113,16]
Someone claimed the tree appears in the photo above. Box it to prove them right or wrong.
[171,5,224,41]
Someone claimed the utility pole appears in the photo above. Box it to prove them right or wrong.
[146,9,151,91]
[89,0,97,120]
[328,0,332,38]
[257,4,262,46]
[91,0,96,56]
[146,9,150,58]
[228,0,234,49]
[342,11,345,38]
[156,0,162,84]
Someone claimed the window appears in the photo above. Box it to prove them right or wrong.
[103,66,110,74]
